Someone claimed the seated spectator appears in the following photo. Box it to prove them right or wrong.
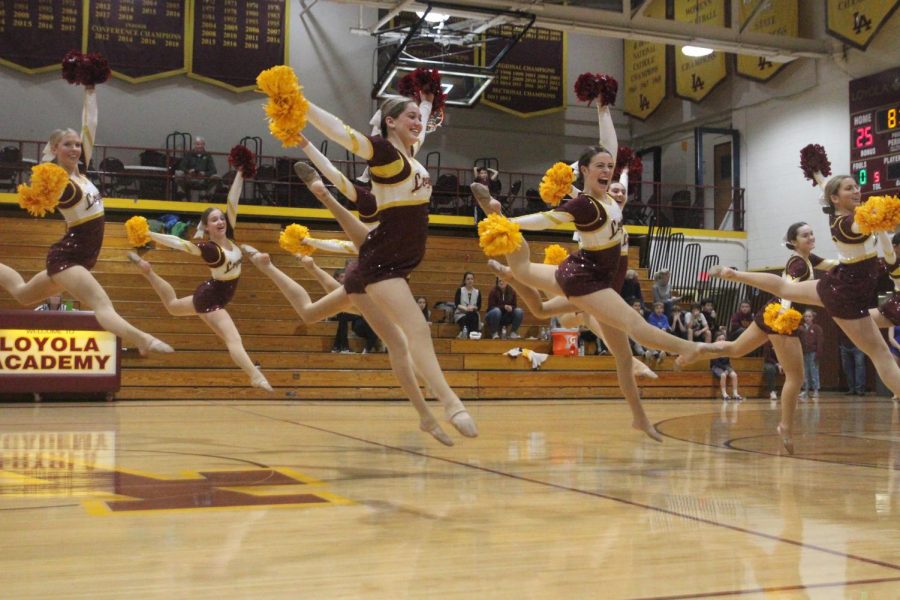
[647,301,670,331]
[652,268,680,318]
[669,306,688,339]
[628,298,661,364]
[700,298,718,333]
[628,297,646,319]
[762,341,782,401]
[620,269,644,306]
[417,296,431,323]
[728,300,754,340]
[485,277,524,339]
[353,316,381,354]
[34,294,67,311]
[454,271,481,338]
[177,136,218,201]
[710,334,743,401]
[685,303,711,342]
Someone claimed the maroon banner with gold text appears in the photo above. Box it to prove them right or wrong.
[87,0,187,82]
[0,0,84,73]
[188,0,287,93]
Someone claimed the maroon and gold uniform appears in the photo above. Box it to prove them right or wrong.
[46,175,105,275]
[816,215,879,320]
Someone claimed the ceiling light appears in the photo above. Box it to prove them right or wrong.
[415,10,450,23]
[682,45,713,57]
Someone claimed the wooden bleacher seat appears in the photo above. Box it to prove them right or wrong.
[0,216,767,401]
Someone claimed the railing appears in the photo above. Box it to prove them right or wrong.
[0,138,746,230]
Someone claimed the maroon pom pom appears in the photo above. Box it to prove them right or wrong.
[574,72,601,104]
[228,145,257,179]
[61,50,111,86]
[799,144,832,186]
[615,145,634,176]
[396,68,446,115]
[61,50,81,84]
[397,73,419,99]
[80,52,111,86]
[596,74,618,107]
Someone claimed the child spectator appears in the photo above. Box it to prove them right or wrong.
[685,303,711,342]
[799,309,823,399]
[728,300,754,340]
[710,333,742,401]
[700,298,718,334]
[762,341,783,401]
[669,306,688,339]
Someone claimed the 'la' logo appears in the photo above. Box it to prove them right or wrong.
[853,11,872,34]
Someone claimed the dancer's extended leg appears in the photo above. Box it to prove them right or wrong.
[50,266,173,355]
[709,266,823,307]
[0,265,63,306]
[244,248,353,323]
[349,293,453,446]
[701,323,768,359]
[505,237,566,297]
[199,309,272,391]
[294,162,370,248]
[771,335,803,455]
[598,322,662,442]
[128,253,196,317]
[365,277,478,437]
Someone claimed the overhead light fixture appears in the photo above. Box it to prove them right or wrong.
[415,10,450,23]
[682,45,713,57]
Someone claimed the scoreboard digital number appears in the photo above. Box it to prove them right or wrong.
[850,66,900,196]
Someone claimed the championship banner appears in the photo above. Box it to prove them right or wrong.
[0,0,84,74]
[0,310,121,394]
[826,0,900,50]
[673,0,728,102]
[87,0,187,82]
[624,0,666,120]
[188,0,288,93]
[736,0,798,82]
[481,26,566,118]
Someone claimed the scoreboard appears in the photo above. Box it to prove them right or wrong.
[850,66,900,197]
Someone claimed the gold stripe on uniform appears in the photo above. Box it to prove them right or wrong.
[581,238,620,252]
[840,251,876,264]
[370,157,405,179]
[376,198,429,212]
[67,211,104,228]
[344,125,360,155]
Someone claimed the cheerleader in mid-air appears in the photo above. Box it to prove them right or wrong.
[2,74,172,357]
[125,148,271,391]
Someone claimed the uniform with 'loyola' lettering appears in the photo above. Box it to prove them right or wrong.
[46,174,105,275]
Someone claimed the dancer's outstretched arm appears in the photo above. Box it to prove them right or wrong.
[81,86,97,168]
[224,170,244,233]
[299,135,358,202]
[306,102,376,161]
[301,237,358,255]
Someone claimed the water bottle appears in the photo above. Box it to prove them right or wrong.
[578,340,585,356]
[501,326,507,339]
[462,326,468,339]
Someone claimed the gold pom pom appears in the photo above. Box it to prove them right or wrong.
[543,244,569,265]
[539,162,575,207]
[763,302,803,335]
[125,216,150,247]
[854,195,900,234]
[279,223,310,255]
[17,163,70,217]
[257,66,309,148]
[478,213,523,257]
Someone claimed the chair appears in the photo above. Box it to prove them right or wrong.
[98,156,135,197]
[0,146,21,191]
[502,179,522,213]
[431,173,459,214]
[209,170,237,204]
[254,164,278,205]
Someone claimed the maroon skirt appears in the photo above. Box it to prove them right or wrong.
[816,257,880,320]
[611,253,629,295]
[343,203,429,295]
[46,216,105,276]
[555,244,621,298]
[753,298,801,337]
[192,278,238,313]
[879,294,900,326]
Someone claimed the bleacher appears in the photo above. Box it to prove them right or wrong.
[0,216,766,400]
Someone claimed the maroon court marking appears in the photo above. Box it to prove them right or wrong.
[630,575,900,600]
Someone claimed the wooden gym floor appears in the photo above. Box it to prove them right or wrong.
[0,395,897,599]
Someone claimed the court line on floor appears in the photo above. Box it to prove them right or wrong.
[229,404,900,576]
[631,575,900,600]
